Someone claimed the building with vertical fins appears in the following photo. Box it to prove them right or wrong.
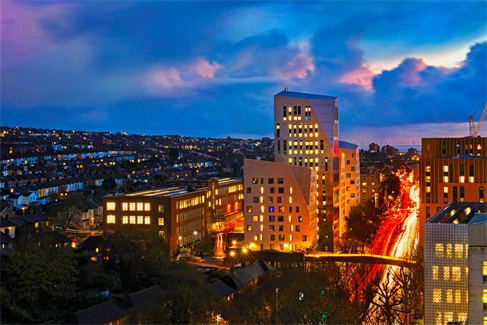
[274,90,339,251]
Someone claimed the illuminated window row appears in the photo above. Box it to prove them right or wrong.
[121,202,151,211]
[435,243,466,258]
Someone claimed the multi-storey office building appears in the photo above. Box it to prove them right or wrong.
[103,178,243,256]
[243,159,318,252]
[274,90,339,251]
[360,166,383,207]
[338,141,360,240]
[424,202,487,325]
[420,137,487,242]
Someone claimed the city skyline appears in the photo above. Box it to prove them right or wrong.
[2,1,486,144]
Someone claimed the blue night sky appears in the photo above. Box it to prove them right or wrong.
[1,1,486,145]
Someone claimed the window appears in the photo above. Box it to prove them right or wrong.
[254,235,259,241]
[278,187,284,193]
[432,266,438,280]
[158,204,164,213]
[279,235,285,241]
[277,197,282,203]
[137,216,143,224]
[278,178,284,184]
[268,197,273,203]
[247,206,253,212]
[446,244,452,258]
[270,235,275,241]
[279,225,283,231]
[446,289,453,303]
[346,173,351,178]
[137,203,143,211]
[270,188,275,193]
[435,243,444,257]
[444,267,450,281]
[452,267,461,281]
[278,216,284,222]
[122,216,128,224]
[299,216,302,222]
[351,167,354,171]
[158,218,164,226]
[483,289,487,310]
[122,203,128,211]
[129,203,136,211]
[130,216,136,224]
[455,290,461,304]
[253,216,259,222]
[269,216,275,222]
[269,225,274,231]
[247,225,251,231]
[144,216,150,224]
[296,225,300,232]
[107,215,115,223]
[247,187,251,193]
[269,206,275,213]
[481,186,484,203]
[252,178,258,184]
[455,244,463,258]
[144,203,150,211]
[460,186,465,202]
[433,289,441,303]
[279,206,285,212]
[296,207,299,212]
[483,261,487,282]
[107,202,115,211]
[268,178,274,184]
[253,197,259,203]
[350,193,355,198]
[302,235,307,241]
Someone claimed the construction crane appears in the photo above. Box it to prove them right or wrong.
[469,102,487,137]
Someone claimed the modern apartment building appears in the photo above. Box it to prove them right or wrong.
[274,90,339,251]
[424,202,487,325]
[420,137,487,242]
[103,178,243,256]
[243,159,318,252]
[360,166,383,208]
[338,141,360,240]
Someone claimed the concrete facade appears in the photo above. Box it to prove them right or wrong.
[274,90,339,251]
[338,141,360,241]
[243,159,318,252]
[424,202,487,325]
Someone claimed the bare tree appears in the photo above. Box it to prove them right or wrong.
[51,197,83,231]
[366,272,403,324]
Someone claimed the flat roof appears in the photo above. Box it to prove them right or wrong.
[217,178,241,185]
[125,187,190,197]
[426,202,487,225]
[339,141,358,150]
[275,90,337,101]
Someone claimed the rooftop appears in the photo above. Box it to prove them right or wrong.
[339,141,358,150]
[274,90,337,101]
[426,202,487,225]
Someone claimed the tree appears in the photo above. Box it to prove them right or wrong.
[101,177,116,190]
[50,196,83,231]
[366,272,403,325]
[169,148,179,160]
[1,231,79,323]
[126,270,217,324]
[342,200,382,252]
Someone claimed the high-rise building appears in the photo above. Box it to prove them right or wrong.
[424,201,487,325]
[103,178,243,256]
[243,159,318,251]
[338,141,360,240]
[274,90,339,251]
[419,137,487,242]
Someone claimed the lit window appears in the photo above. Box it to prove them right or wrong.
[483,289,487,309]
[446,289,453,303]
[122,216,128,224]
[261,206,264,213]
[435,243,444,257]
[432,266,438,280]
[444,267,450,281]
[137,216,143,224]
[137,203,143,211]
[107,215,115,223]
[158,218,164,226]
[145,203,150,211]
[122,203,128,211]
[446,244,452,258]
[158,205,164,213]
[483,261,487,282]
[444,312,453,325]
[452,267,461,281]
[130,216,136,224]
[254,235,258,241]
[433,288,441,303]
[458,313,467,322]
[436,312,442,325]
[107,202,115,210]
[129,203,136,211]
[455,290,461,304]
[253,216,259,222]
[455,244,463,258]
[144,216,150,224]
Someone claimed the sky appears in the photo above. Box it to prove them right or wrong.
[1,1,486,145]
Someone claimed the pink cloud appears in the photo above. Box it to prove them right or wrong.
[193,58,223,78]
[278,49,315,79]
[145,67,184,94]
[338,67,375,91]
